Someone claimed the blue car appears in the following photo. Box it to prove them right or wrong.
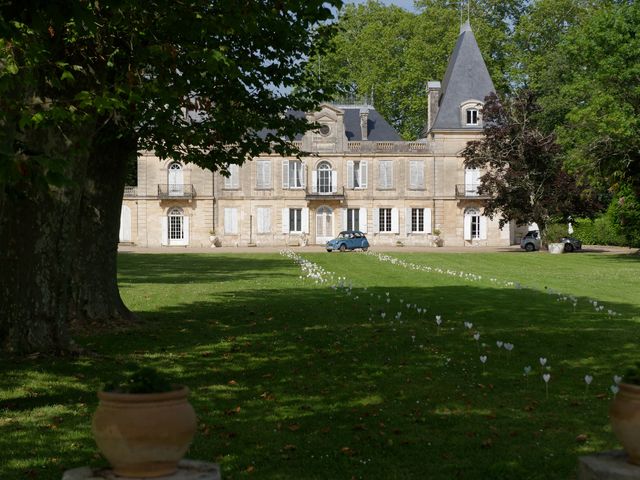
[326,230,369,252]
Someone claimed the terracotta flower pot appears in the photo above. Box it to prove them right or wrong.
[92,386,197,478]
[610,383,640,465]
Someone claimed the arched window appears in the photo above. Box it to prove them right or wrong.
[168,162,183,196]
[460,100,483,127]
[464,208,486,241]
[168,207,184,242]
[316,161,333,194]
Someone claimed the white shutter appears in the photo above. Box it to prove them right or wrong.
[406,208,412,234]
[409,161,417,189]
[465,168,479,196]
[480,215,488,240]
[224,172,231,189]
[224,208,232,234]
[360,161,368,188]
[183,216,190,244]
[373,208,379,233]
[416,161,425,188]
[232,165,240,189]
[347,161,354,189]
[391,208,399,233]
[425,208,432,234]
[312,171,317,193]
[232,208,238,234]
[119,205,131,242]
[378,162,384,188]
[257,208,264,233]
[264,161,272,188]
[282,160,289,189]
[342,208,348,230]
[302,207,309,234]
[464,213,472,240]
[359,208,367,233]
[282,208,289,233]
[264,208,271,233]
[331,170,337,193]
[301,163,306,188]
[161,217,168,246]
[389,162,394,188]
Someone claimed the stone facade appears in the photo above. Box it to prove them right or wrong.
[120,22,522,249]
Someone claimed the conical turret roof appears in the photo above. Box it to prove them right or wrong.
[431,21,495,131]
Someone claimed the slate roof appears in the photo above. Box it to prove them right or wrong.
[258,106,402,142]
[431,21,495,131]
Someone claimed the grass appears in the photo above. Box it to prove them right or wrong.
[1,250,640,479]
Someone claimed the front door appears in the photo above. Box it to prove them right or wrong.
[316,206,333,244]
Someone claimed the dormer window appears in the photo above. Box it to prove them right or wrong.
[460,100,483,127]
[466,109,479,125]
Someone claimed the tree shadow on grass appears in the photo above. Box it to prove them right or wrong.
[2,277,640,479]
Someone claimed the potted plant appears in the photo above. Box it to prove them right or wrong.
[92,366,197,478]
[542,223,567,254]
[610,362,640,465]
[432,228,444,247]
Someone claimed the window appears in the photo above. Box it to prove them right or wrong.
[347,160,368,189]
[346,208,359,231]
[224,164,240,189]
[316,161,333,193]
[256,161,271,189]
[289,208,302,233]
[412,209,424,233]
[409,160,425,189]
[319,124,330,136]
[464,208,487,240]
[168,207,184,240]
[257,207,271,233]
[168,162,183,196]
[379,208,392,232]
[224,208,238,234]
[466,109,479,125]
[283,160,304,189]
[378,161,393,189]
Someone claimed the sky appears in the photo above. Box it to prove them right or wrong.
[345,0,419,13]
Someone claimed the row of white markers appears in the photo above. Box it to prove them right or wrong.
[279,249,624,398]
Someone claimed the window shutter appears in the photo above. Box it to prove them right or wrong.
[464,213,472,240]
[388,162,394,188]
[301,163,306,188]
[183,216,190,244]
[161,217,168,245]
[410,161,417,189]
[378,162,384,188]
[359,208,367,233]
[347,161,354,189]
[224,208,231,234]
[224,172,232,189]
[373,208,379,233]
[232,165,240,189]
[257,208,264,233]
[282,160,289,189]
[342,208,348,231]
[406,208,412,234]
[391,208,399,233]
[331,170,337,193]
[232,208,239,234]
[360,161,368,188]
[425,208,432,234]
[312,170,317,193]
[416,161,424,188]
[302,208,309,234]
[282,208,289,233]
[119,205,131,242]
[480,215,488,240]
[264,161,272,188]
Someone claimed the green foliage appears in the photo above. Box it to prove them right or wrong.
[572,214,628,247]
[542,223,568,244]
[103,366,174,394]
[609,184,640,248]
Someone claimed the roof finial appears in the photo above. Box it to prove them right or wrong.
[460,0,472,35]
[468,0,471,24]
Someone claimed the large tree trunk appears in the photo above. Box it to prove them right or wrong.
[0,131,91,354]
[69,124,137,327]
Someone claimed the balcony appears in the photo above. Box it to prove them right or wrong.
[158,184,196,199]
[305,186,345,201]
[455,184,490,199]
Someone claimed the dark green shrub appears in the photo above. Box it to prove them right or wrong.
[103,366,174,394]
[624,362,640,386]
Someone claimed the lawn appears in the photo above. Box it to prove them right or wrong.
[1,250,640,479]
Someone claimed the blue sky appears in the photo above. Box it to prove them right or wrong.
[345,0,418,13]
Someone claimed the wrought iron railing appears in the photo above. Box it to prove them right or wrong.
[157,184,196,199]
[305,186,345,199]
[455,184,488,198]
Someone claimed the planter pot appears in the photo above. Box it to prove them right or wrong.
[548,243,565,254]
[92,387,197,478]
[610,383,640,465]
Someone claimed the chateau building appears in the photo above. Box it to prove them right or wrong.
[120,22,520,248]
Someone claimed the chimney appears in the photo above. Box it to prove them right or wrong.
[427,81,441,133]
[359,107,369,141]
